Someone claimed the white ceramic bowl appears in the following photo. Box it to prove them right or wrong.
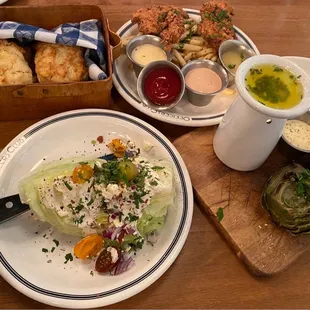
[235,54,310,119]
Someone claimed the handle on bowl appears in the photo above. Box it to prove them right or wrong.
[109,28,121,61]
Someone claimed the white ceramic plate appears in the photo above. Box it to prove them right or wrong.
[0,109,193,308]
[0,0,8,4]
[112,8,260,127]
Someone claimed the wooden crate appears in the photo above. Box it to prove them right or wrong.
[0,5,121,121]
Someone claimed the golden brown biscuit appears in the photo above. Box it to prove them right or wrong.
[0,40,33,85]
[35,43,88,83]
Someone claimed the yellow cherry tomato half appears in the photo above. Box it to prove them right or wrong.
[119,160,138,181]
[74,234,104,259]
[72,164,94,184]
[108,139,126,158]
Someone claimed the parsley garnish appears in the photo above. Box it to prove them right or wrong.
[79,161,88,165]
[42,248,48,253]
[64,253,73,264]
[74,215,85,225]
[152,166,164,171]
[174,9,180,15]
[240,53,245,62]
[53,239,59,247]
[250,68,263,75]
[51,247,55,253]
[127,213,139,222]
[228,64,236,69]
[63,180,72,191]
[273,66,283,72]
[87,198,94,206]
[150,180,158,186]
[216,207,224,222]
[179,43,184,49]
[75,205,84,213]
[296,169,310,202]
[90,271,94,276]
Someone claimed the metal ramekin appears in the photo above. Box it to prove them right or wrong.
[181,60,229,106]
[126,35,172,77]
[137,60,185,111]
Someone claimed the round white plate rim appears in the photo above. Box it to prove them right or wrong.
[0,109,194,308]
[112,8,260,127]
[0,0,8,4]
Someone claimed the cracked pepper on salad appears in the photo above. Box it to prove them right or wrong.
[19,139,175,275]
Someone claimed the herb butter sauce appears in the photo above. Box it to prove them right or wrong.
[245,64,304,109]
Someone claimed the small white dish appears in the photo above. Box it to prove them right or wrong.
[0,109,193,308]
[112,8,260,127]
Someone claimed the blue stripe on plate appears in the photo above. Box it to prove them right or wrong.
[115,9,255,121]
[0,111,188,300]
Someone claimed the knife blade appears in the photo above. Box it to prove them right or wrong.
[0,194,29,224]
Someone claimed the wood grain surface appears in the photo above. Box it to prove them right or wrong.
[173,126,310,276]
[1,0,310,308]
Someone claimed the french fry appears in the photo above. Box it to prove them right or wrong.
[188,39,205,46]
[183,44,203,52]
[190,24,198,34]
[203,53,214,60]
[195,48,215,58]
[179,52,186,57]
[173,49,186,67]
[190,36,205,42]
[211,55,218,62]
[184,52,196,61]
[121,35,136,47]
[222,88,236,95]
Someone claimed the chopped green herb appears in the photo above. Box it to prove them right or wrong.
[87,198,94,206]
[91,140,96,145]
[51,247,56,253]
[152,166,164,171]
[150,180,158,186]
[273,66,283,72]
[184,20,192,24]
[297,75,302,79]
[64,253,73,264]
[74,215,85,225]
[296,169,310,202]
[127,213,139,222]
[250,68,263,75]
[90,271,94,276]
[179,43,184,49]
[53,239,59,247]
[228,64,236,69]
[174,9,180,15]
[78,161,88,165]
[75,205,84,213]
[216,207,224,222]
[42,248,48,253]
[240,53,245,62]
[63,180,72,191]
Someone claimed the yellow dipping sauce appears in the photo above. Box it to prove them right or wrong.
[222,51,244,74]
[245,64,304,109]
[131,44,167,66]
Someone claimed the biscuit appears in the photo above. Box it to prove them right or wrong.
[35,43,88,83]
[0,40,33,85]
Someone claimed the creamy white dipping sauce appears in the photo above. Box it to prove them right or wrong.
[185,68,222,93]
[131,44,167,66]
[283,120,310,151]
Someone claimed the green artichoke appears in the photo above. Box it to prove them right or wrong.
[262,163,310,235]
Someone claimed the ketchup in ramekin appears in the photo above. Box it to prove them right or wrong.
[144,67,182,106]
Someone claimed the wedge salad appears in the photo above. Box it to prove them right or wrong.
[19,139,175,275]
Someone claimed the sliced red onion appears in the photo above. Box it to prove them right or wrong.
[113,254,135,275]
[111,227,122,240]
[124,225,135,235]
[102,228,113,239]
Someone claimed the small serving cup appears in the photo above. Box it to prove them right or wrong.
[181,60,229,107]
[126,35,172,77]
[219,40,256,85]
[279,111,310,162]
[137,60,185,111]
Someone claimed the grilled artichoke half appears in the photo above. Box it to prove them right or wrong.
[262,163,310,235]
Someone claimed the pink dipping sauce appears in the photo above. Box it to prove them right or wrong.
[185,68,222,93]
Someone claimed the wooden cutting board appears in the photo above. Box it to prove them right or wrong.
[173,126,310,277]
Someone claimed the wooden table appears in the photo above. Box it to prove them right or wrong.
[2,0,310,308]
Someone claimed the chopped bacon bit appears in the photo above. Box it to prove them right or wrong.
[97,136,104,144]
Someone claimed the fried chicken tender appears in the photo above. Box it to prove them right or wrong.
[131,5,188,50]
[199,1,235,49]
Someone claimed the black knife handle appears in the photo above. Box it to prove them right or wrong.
[0,194,30,224]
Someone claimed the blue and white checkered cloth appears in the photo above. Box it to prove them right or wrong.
[0,19,107,80]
